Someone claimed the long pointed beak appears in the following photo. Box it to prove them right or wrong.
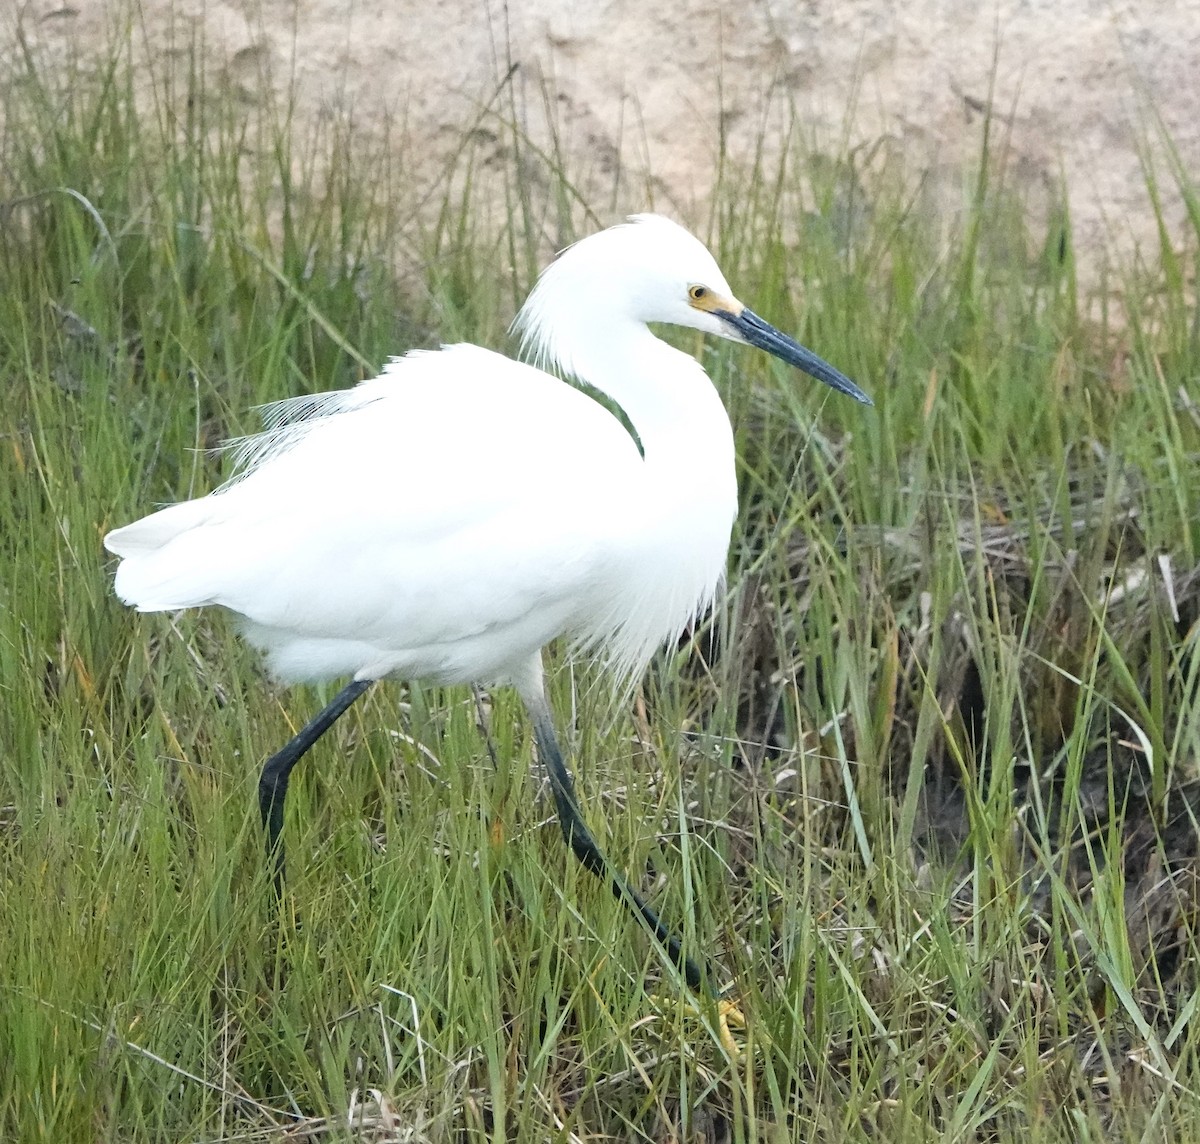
[718,306,873,406]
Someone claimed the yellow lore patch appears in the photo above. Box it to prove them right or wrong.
[687,283,742,316]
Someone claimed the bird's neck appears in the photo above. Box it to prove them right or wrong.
[562,325,735,478]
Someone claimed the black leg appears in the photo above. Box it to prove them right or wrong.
[527,704,711,994]
[259,678,373,892]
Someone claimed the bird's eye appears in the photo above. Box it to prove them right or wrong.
[688,285,708,302]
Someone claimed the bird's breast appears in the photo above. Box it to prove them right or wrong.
[564,455,737,680]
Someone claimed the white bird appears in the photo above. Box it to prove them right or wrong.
[105,214,871,990]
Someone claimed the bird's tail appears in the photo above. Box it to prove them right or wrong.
[104,499,223,611]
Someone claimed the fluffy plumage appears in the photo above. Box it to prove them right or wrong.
[106,215,741,697]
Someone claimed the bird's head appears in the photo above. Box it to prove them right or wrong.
[514,214,872,405]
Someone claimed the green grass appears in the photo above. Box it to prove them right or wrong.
[2,19,1200,1143]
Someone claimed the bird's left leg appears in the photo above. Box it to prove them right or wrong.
[259,678,373,892]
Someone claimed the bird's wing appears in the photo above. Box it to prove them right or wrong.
[107,344,647,678]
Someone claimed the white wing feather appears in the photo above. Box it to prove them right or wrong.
[106,345,675,684]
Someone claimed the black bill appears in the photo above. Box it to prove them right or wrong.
[719,306,873,406]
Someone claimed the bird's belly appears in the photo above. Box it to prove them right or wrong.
[239,592,578,687]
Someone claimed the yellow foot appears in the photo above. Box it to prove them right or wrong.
[648,989,748,1062]
[717,997,746,1060]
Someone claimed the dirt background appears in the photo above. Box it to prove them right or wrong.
[7,1,1200,275]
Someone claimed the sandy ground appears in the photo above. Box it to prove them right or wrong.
[6,1,1200,275]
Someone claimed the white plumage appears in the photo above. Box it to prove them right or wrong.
[107,216,767,698]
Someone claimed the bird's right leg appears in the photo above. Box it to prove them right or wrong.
[259,678,373,893]
[523,690,710,994]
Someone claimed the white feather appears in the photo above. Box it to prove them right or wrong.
[106,215,764,697]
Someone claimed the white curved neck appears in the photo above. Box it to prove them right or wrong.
[556,322,734,477]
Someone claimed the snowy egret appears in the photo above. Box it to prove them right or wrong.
[105,214,871,991]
